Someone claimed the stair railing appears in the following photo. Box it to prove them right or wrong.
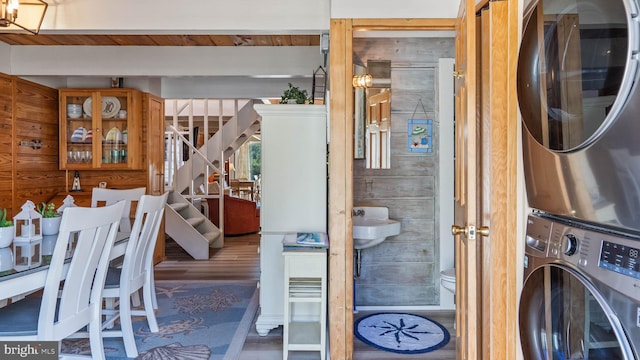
[166,125,225,234]
[166,125,223,199]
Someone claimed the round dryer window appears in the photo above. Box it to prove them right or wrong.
[517,0,637,151]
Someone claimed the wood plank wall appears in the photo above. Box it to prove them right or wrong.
[0,74,63,217]
[353,38,455,306]
[0,76,13,212]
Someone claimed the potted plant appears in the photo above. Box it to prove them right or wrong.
[280,83,312,104]
[0,208,14,248]
[37,202,62,236]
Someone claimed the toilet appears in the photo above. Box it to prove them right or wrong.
[440,268,456,295]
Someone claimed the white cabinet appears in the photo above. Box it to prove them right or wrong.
[253,105,328,337]
[283,249,327,360]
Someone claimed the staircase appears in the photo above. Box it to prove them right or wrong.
[164,99,264,259]
[172,99,262,195]
[165,191,222,260]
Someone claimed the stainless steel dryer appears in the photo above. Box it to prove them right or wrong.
[520,213,640,359]
[518,0,640,234]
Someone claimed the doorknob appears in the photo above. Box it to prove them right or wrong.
[451,225,468,236]
[478,226,490,237]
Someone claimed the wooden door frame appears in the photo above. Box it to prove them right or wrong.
[328,18,456,360]
[478,3,521,358]
[329,4,521,358]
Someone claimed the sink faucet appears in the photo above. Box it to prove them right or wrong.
[352,208,365,216]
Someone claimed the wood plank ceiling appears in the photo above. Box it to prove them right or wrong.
[0,34,321,46]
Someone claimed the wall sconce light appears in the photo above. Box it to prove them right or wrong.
[0,0,48,35]
[352,74,373,89]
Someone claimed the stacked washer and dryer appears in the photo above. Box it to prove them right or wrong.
[518,0,640,358]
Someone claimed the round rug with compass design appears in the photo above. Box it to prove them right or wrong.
[354,312,450,354]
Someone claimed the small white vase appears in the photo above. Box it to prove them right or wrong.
[42,217,62,236]
[0,226,13,248]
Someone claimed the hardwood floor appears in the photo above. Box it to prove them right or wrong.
[154,234,456,359]
[154,234,261,282]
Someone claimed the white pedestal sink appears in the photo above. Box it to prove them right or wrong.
[352,206,401,249]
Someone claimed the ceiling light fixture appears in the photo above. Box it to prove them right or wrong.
[0,0,48,35]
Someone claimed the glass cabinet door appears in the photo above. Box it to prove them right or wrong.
[97,91,131,168]
[60,91,96,169]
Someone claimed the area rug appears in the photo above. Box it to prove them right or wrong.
[61,280,259,360]
[354,312,450,355]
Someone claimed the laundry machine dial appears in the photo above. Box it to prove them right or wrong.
[562,234,578,256]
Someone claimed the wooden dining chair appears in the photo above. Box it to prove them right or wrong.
[0,201,125,360]
[91,187,146,233]
[100,192,168,358]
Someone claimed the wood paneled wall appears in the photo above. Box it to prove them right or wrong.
[0,76,13,212]
[0,74,63,217]
[353,38,455,306]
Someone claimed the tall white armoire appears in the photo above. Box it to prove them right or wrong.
[253,104,328,336]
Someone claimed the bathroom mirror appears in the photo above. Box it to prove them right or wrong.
[366,88,391,168]
[364,60,391,169]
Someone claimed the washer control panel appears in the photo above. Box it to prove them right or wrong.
[526,213,640,302]
[599,240,640,280]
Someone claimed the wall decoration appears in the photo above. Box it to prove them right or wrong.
[408,119,433,153]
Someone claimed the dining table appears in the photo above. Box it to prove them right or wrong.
[230,179,255,200]
[0,230,129,302]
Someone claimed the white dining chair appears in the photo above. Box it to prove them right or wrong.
[0,201,125,360]
[100,192,168,358]
[91,187,146,233]
[91,186,160,312]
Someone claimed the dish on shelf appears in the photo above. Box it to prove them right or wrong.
[101,97,121,118]
[82,96,121,118]
[105,127,122,143]
[82,98,92,117]
[67,104,83,118]
[70,127,87,143]
[84,129,93,143]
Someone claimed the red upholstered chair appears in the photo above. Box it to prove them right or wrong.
[207,195,260,236]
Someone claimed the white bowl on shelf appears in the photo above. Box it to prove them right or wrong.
[67,104,83,118]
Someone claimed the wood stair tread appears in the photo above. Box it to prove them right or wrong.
[202,231,221,243]
[186,217,205,227]
[169,203,189,211]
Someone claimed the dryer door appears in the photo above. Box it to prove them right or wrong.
[519,264,636,359]
[518,0,633,151]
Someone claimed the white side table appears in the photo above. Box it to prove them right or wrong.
[282,248,327,360]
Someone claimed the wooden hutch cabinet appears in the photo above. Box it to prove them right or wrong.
[59,88,142,170]
[55,88,166,264]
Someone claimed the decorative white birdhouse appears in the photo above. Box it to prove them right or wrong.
[13,200,42,242]
[56,195,77,214]
[12,201,42,270]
